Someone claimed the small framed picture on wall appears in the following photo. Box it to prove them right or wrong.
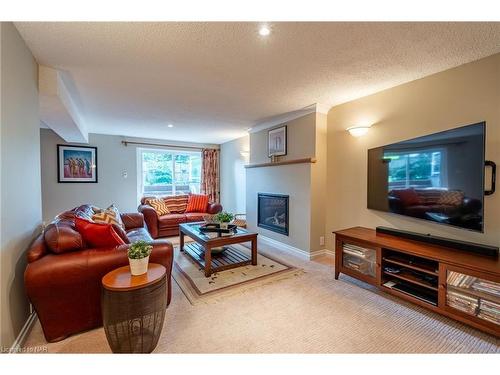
[268,125,287,157]
[57,145,98,183]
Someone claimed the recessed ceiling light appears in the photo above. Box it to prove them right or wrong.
[259,26,271,36]
[167,124,174,128]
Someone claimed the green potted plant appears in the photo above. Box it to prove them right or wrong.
[214,211,235,229]
[127,240,153,276]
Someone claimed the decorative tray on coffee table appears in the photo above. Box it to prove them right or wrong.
[198,223,238,234]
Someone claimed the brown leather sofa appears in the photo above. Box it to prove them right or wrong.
[138,196,222,238]
[24,204,174,343]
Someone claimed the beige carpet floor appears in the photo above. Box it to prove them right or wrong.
[173,244,301,304]
[23,240,500,353]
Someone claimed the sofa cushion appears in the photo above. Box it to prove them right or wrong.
[185,194,209,213]
[75,217,125,248]
[159,213,187,228]
[44,222,84,254]
[126,227,153,243]
[163,195,188,213]
[185,212,206,222]
[145,198,170,216]
[92,204,125,229]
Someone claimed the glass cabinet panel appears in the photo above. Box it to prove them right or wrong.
[446,270,500,326]
[342,243,376,277]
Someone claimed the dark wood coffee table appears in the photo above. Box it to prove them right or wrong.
[179,222,258,277]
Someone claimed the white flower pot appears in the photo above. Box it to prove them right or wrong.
[220,222,229,229]
[129,255,150,276]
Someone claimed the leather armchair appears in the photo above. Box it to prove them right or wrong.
[25,205,174,343]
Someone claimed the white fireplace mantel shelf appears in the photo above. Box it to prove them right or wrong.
[244,157,317,169]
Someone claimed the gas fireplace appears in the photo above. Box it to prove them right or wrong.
[257,193,289,236]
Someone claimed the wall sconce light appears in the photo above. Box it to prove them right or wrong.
[347,125,371,137]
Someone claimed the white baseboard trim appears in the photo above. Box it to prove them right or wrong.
[310,248,335,258]
[324,249,335,256]
[258,235,334,260]
[258,235,310,259]
[9,311,37,353]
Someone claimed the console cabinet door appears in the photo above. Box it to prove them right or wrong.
[336,237,379,286]
[440,263,500,336]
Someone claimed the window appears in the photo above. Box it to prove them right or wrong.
[138,148,201,197]
[384,148,447,190]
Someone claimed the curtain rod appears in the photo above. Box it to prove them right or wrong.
[121,140,218,150]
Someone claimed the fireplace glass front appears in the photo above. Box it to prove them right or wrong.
[257,193,289,236]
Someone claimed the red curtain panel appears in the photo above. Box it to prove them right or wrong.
[201,149,220,203]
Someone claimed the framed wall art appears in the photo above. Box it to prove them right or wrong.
[57,145,98,183]
[268,125,287,157]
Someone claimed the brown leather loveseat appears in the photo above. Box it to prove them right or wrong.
[24,204,174,342]
[139,195,222,238]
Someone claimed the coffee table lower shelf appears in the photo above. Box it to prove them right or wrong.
[182,242,253,275]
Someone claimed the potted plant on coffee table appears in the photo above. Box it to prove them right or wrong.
[128,240,153,276]
[214,211,235,230]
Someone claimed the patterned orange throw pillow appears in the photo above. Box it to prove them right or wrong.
[92,204,125,229]
[185,194,209,213]
[146,198,171,216]
[163,195,189,213]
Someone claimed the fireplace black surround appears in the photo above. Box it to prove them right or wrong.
[257,193,289,236]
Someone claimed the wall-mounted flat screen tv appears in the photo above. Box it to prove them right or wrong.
[367,122,485,232]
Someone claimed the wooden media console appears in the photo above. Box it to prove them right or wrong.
[334,227,500,337]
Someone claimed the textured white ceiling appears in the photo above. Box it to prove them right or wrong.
[15,22,500,144]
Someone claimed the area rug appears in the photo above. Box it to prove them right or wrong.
[172,243,303,304]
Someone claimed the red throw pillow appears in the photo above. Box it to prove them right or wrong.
[75,217,126,248]
[393,188,421,206]
[185,194,209,213]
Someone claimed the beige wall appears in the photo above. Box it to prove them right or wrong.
[310,112,327,252]
[247,112,324,253]
[40,129,218,222]
[0,22,42,347]
[220,135,249,214]
[250,113,316,164]
[326,53,500,250]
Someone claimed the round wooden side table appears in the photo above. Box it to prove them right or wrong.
[101,263,167,353]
